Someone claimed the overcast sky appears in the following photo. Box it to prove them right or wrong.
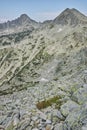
[0,0,87,23]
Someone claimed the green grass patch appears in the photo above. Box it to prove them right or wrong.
[36,96,62,110]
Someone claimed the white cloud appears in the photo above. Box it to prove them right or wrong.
[34,11,60,22]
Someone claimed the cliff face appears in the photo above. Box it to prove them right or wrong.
[0,8,87,130]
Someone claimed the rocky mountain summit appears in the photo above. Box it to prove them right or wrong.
[53,8,87,26]
[0,8,87,130]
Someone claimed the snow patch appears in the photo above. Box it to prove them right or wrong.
[40,78,48,82]
[57,28,62,32]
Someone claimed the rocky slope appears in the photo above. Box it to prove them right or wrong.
[0,8,87,130]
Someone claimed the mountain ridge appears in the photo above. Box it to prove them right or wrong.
[0,8,87,34]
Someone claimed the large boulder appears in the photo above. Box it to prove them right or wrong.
[60,100,80,117]
[64,108,87,130]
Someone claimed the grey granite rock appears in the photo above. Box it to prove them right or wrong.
[60,100,80,117]
[54,123,63,130]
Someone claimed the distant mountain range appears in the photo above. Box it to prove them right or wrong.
[0,8,87,35]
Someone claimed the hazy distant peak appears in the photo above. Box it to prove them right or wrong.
[20,14,30,21]
[0,13,38,34]
[19,13,38,25]
[20,14,30,18]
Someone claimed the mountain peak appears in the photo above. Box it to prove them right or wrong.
[64,8,77,12]
[20,14,30,20]
[18,14,33,24]
[53,8,87,26]
[20,14,29,17]
[19,14,37,25]
[63,8,70,11]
